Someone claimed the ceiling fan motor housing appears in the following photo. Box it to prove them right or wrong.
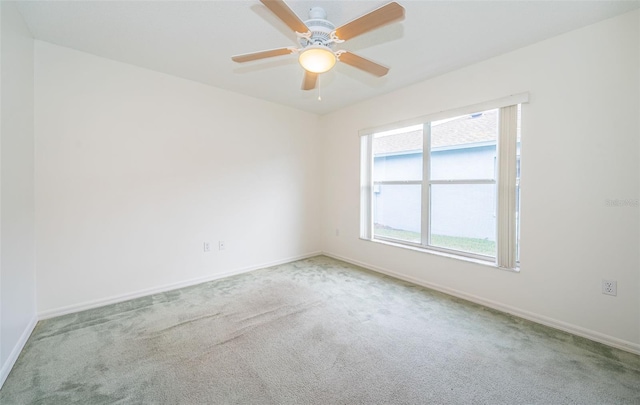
[300,7,335,48]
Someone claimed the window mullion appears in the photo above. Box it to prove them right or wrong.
[374,180,423,186]
[421,122,431,247]
[429,179,496,185]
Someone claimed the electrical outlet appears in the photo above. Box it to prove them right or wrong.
[602,280,617,296]
[203,242,211,252]
[335,228,340,237]
[219,241,225,251]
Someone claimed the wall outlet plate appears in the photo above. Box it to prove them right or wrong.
[204,242,211,252]
[602,280,617,296]
[219,241,225,251]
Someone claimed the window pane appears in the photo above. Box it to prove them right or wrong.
[430,109,498,180]
[373,125,423,182]
[373,184,421,243]
[430,184,496,257]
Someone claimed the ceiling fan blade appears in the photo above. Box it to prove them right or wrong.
[302,71,318,90]
[339,51,389,77]
[334,2,405,41]
[231,47,295,63]
[260,0,310,34]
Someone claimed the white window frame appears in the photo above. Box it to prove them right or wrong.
[360,93,528,270]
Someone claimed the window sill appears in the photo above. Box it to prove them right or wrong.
[361,237,520,273]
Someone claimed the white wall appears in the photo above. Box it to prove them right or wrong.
[34,41,321,315]
[0,1,37,387]
[321,11,640,352]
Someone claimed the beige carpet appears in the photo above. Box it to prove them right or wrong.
[1,256,639,404]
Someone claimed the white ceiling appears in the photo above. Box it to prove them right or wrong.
[16,0,640,115]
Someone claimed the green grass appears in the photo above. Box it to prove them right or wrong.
[374,224,496,257]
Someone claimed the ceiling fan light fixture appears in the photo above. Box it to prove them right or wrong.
[298,45,336,74]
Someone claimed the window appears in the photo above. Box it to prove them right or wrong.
[360,95,527,269]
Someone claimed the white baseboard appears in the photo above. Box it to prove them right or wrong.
[322,251,640,356]
[39,251,322,320]
[0,315,38,389]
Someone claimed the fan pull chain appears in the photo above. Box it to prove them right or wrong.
[317,76,322,101]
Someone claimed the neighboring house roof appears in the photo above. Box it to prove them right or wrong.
[373,109,498,156]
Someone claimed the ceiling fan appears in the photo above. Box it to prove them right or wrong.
[232,0,405,91]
